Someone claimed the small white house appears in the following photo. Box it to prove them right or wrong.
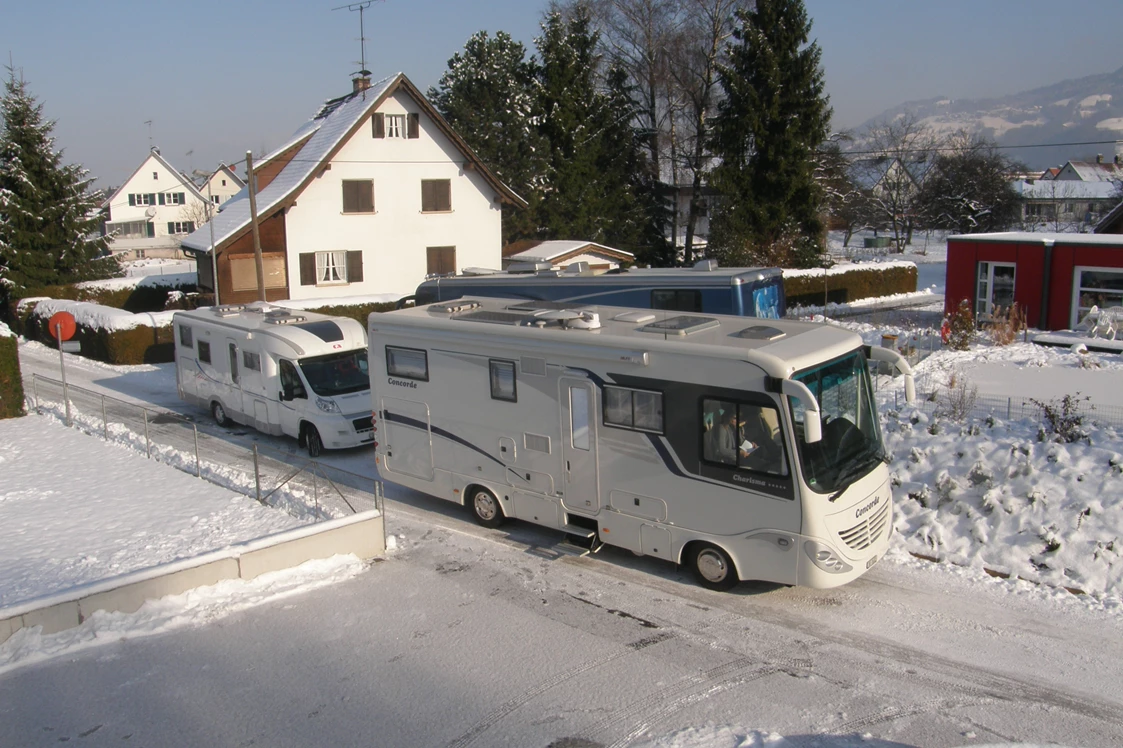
[197,164,245,208]
[502,240,634,272]
[181,72,525,305]
[101,147,212,258]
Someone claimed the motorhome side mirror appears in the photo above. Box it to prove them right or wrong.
[279,389,290,402]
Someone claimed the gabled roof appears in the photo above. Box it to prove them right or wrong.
[182,72,526,253]
[506,240,634,263]
[1059,160,1123,181]
[208,163,245,188]
[846,157,931,191]
[102,147,208,209]
[1094,199,1123,233]
[1013,179,1120,200]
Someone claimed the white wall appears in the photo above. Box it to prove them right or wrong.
[283,90,504,300]
[106,154,212,242]
[203,170,243,206]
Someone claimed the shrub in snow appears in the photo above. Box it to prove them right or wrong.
[1031,393,1091,444]
[943,299,976,351]
[933,369,978,422]
[987,304,1025,346]
[0,331,24,418]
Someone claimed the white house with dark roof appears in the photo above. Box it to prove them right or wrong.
[101,147,212,258]
[181,72,525,304]
[197,164,245,208]
[502,240,634,272]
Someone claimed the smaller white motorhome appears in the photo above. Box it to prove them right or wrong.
[174,304,374,456]
[368,297,914,591]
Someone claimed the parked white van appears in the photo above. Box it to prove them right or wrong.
[174,304,374,456]
[368,297,914,590]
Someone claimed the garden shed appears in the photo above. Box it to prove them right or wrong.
[946,232,1123,331]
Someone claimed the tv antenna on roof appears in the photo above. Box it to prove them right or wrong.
[144,120,153,150]
[332,1,383,79]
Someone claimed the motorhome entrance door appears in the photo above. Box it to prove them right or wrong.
[381,397,435,480]
[560,378,600,512]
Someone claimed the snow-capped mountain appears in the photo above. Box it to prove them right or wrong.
[857,66,1123,171]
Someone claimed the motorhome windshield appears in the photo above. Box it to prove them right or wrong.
[788,350,885,495]
[298,349,370,397]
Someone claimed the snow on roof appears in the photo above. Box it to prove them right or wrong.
[509,240,634,262]
[783,259,917,279]
[181,74,399,252]
[949,231,1123,245]
[1012,179,1120,199]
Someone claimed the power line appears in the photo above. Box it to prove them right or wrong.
[843,138,1123,158]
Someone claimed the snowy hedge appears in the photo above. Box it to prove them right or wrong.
[784,261,917,308]
[0,323,24,419]
[19,299,176,366]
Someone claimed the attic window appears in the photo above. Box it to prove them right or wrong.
[385,114,405,138]
[153,171,158,180]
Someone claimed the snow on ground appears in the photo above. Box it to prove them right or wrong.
[0,415,309,608]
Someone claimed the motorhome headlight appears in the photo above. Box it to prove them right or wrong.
[316,397,341,414]
[804,540,853,574]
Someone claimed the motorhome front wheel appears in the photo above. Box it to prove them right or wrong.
[305,425,323,458]
[211,401,229,427]
[690,543,739,591]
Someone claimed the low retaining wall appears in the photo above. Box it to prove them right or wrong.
[0,509,384,644]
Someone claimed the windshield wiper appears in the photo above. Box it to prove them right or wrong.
[827,447,888,502]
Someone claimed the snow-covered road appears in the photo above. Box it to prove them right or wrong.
[2,501,1121,747]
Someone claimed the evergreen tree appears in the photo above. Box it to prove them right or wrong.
[534,6,662,256]
[707,0,831,268]
[428,31,546,241]
[0,67,114,317]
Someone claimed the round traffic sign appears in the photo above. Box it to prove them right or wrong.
[49,311,77,341]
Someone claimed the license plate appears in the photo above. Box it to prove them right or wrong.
[866,555,879,570]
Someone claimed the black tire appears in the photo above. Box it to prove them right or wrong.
[689,543,739,591]
[305,425,323,458]
[211,401,229,427]
[468,487,504,529]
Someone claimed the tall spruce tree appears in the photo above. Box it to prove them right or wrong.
[0,68,114,316]
[707,0,831,268]
[534,6,657,253]
[428,31,546,241]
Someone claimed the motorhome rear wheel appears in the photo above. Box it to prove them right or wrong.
[469,487,505,529]
[690,543,739,591]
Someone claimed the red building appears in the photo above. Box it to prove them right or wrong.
[946,232,1123,330]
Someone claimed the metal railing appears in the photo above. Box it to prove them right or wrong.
[26,374,384,523]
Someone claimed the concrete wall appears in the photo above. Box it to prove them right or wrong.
[0,510,384,645]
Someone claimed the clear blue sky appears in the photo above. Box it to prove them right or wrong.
[3,0,1122,188]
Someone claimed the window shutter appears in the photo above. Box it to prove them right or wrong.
[346,250,364,283]
[342,182,357,214]
[187,221,195,233]
[147,222,155,238]
[437,179,451,211]
[128,194,136,206]
[178,192,185,204]
[299,253,316,285]
[372,113,385,138]
[167,222,174,234]
[421,180,433,212]
[407,113,419,139]
[158,193,166,205]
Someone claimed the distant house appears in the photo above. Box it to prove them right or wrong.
[1051,154,1123,182]
[101,147,212,259]
[181,72,525,304]
[501,240,634,272]
[1013,179,1119,229]
[196,164,245,208]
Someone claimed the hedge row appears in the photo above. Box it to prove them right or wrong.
[19,302,174,366]
[22,282,196,314]
[784,264,917,309]
[0,335,25,419]
[300,301,400,327]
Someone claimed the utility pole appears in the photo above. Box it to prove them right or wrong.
[245,151,266,301]
[192,169,221,305]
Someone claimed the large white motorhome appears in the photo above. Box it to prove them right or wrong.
[368,297,914,590]
[174,304,374,456]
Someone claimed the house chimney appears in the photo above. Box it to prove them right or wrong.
[1096,153,1104,164]
[352,70,372,94]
